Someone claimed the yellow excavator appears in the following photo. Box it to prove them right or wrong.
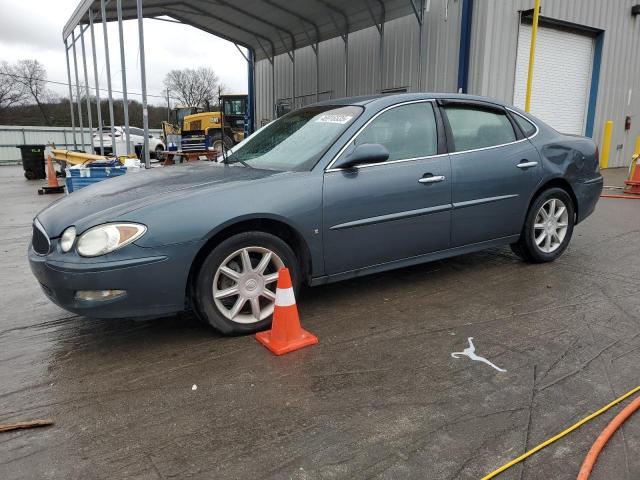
[161,94,248,153]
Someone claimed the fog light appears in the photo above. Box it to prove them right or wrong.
[74,290,126,302]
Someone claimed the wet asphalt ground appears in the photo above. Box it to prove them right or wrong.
[1,165,639,480]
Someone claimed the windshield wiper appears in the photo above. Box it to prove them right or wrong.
[225,154,252,169]
[235,159,253,169]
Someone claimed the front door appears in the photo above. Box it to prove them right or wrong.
[323,101,452,275]
[440,102,542,247]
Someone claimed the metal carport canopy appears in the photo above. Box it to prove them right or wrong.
[63,0,417,61]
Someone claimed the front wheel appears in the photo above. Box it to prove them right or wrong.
[511,187,575,263]
[154,146,164,161]
[193,232,300,335]
[211,132,234,156]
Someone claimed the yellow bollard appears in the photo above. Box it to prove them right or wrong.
[600,120,613,169]
[630,135,640,179]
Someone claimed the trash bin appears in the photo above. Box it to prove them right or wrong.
[17,145,46,180]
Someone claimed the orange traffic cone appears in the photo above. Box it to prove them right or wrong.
[624,154,640,195]
[38,155,65,195]
[255,268,318,355]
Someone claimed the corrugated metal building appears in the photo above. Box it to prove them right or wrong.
[255,0,640,168]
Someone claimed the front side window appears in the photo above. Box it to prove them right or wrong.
[444,106,516,152]
[355,102,438,161]
[226,105,362,171]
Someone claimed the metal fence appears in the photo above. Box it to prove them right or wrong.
[0,125,162,165]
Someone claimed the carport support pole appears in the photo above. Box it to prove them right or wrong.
[271,56,276,119]
[409,0,424,91]
[343,34,349,96]
[137,0,151,168]
[524,0,541,112]
[64,39,78,150]
[378,21,385,93]
[79,25,94,154]
[71,31,86,152]
[101,0,117,149]
[89,10,104,155]
[314,43,319,103]
[291,50,296,109]
[116,0,132,155]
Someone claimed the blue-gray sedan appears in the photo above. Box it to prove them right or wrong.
[29,93,603,334]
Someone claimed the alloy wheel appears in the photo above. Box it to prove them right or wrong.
[212,246,284,324]
[533,198,569,253]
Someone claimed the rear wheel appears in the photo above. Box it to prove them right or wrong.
[511,187,574,263]
[193,231,300,335]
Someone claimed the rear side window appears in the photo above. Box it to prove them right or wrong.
[355,102,438,161]
[512,113,537,137]
[444,106,516,152]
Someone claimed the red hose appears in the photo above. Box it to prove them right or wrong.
[577,395,640,479]
[600,194,640,200]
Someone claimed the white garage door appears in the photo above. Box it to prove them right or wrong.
[513,24,594,135]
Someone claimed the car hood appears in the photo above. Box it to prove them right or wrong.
[36,162,283,237]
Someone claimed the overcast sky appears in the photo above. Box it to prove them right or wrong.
[0,0,248,106]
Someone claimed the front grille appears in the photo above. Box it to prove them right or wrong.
[32,220,51,255]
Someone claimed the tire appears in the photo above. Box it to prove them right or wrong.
[154,146,164,161]
[511,187,575,263]
[24,170,36,180]
[211,132,234,155]
[193,231,300,335]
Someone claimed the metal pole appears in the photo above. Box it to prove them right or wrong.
[379,23,385,92]
[417,0,424,91]
[101,0,117,151]
[271,57,276,119]
[344,35,349,97]
[117,0,132,155]
[64,39,78,150]
[80,25,94,154]
[315,43,319,102]
[291,50,296,110]
[71,31,86,151]
[525,0,541,112]
[89,10,104,155]
[137,0,150,167]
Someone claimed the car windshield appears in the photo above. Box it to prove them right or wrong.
[225,105,362,171]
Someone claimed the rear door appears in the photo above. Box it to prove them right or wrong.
[322,101,452,275]
[440,101,542,247]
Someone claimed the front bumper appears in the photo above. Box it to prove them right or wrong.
[28,241,199,319]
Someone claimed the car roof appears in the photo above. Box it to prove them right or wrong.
[310,92,509,109]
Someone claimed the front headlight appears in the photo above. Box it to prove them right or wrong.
[60,226,76,252]
[77,223,147,257]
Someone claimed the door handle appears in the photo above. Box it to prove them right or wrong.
[418,174,445,184]
[516,161,538,169]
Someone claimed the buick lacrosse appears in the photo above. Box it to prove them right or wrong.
[29,93,603,334]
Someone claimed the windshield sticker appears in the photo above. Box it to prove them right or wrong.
[315,113,354,124]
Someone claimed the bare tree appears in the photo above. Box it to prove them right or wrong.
[164,67,222,109]
[9,60,51,125]
[0,62,27,115]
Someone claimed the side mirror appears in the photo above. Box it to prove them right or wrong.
[333,143,390,169]
[148,134,153,138]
